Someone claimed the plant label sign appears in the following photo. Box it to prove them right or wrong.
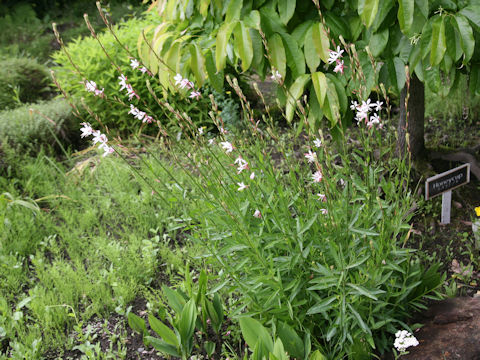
[425,163,470,224]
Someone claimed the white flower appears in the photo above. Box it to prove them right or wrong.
[140,66,148,74]
[220,141,234,154]
[270,69,282,82]
[208,138,215,145]
[94,88,104,96]
[92,131,107,145]
[317,193,326,202]
[128,104,139,116]
[320,208,328,215]
[135,111,146,121]
[374,100,383,112]
[80,122,93,138]
[253,209,261,218]
[328,46,344,64]
[304,150,317,163]
[85,80,97,93]
[174,73,183,86]
[234,156,249,173]
[189,91,201,100]
[102,145,114,157]
[312,170,323,183]
[313,138,322,148]
[118,74,128,91]
[370,113,380,124]
[394,330,419,352]
[198,127,204,135]
[350,101,359,111]
[249,172,255,180]
[180,78,193,89]
[237,182,248,191]
[126,84,138,100]
[130,59,140,69]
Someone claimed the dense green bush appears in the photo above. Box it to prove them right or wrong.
[0,98,76,152]
[0,57,51,110]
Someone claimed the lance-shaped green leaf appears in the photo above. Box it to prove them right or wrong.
[368,28,389,57]
[239,317,274,353]
[387,57,407,91]
[278,0,296,25]
[268,33,286,78]
[199,0,211,17]
[415,0,428,18]
[145,337,180,357]
[285,74,310,122]
[453,14,474,63]
[312,22,330,64]
[148,315,178,347]
[190,43,206,86]
[358,0,379,28]
[205,50,224,92]
[430,15,446,67]
[323,78,341,127]
[459,4,480,32]
[226,0,242,22]
[234,21,253,71]
[304,26,320,73]
[397,0,414,34]
[280,32,305,77]
[244,10,261,30]
[216,21,237,71]
[312,71,327,107]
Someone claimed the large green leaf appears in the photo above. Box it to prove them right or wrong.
[430,15,446,67]
[145,337,180,357]
[311,71,327,107]
[358,0,379,28]
[459,5,480,32]
[234,21,253,71]
[369,28,389,57]
[285,74,310,122]
[453,14,475,63]
[415,0,428,18]
[148,315,178,347]
[304,26,320,73]
[177,299,197,351]
[216,21,237,71]
[312,22,330,64]
[239,317,274,353]
[205,50,224,92]
[280,33,305,77]
[277,322,304,359]
[268,33,287,78]
[127,313,147,335]
[244,10,261,30]
[226,0,243,22]
[278,0,296,25]
[190,43,206,86]
[393,57,406,91]
[323,78,341,127]
[397,0,414,34]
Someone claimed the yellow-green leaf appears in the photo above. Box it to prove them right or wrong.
[454,14,475,63]
[234,21,253,71]
[430,15,446,67]
[226,0,242,23]
[312,23,330,64]
[359,0,379,28]
[285,74,310,122]
[190,44,206,86]
[397,0,414,34]
[215,21,237,72]
[268,33,286,78]
[304,26,320,73]
[278,0,296,25]
[311,71,327,107]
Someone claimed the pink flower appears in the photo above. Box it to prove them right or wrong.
[253,209,261,218]
[92,132,107,145]
[85,80,97,92]
[312,170,323,183]
[143,115,153,124]
[304,150,317,163]
[80,122,93,138]
[220,127,228,135]
[179,78,194,89]
[320,208,328,215]
[237,182,248,191]
[270,69,282,82]
[317,193,326,202]
[333,60,344,74]
[130,59,140,69]
[249,172,255,180]
[140,66,148,74]
[189,91,201,100]
[102,145,114,157]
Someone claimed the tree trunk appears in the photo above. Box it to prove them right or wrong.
[396,73,426,159]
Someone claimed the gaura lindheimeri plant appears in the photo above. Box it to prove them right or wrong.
[52,5,444,359]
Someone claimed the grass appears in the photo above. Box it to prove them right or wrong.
[0,147,201,358]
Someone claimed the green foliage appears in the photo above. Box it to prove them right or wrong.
[140,0,480,127]
[0,98,75,152]
[0,57,51,110]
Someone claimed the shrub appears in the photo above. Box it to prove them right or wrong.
[0,98,76,152]
[0,57,52,110]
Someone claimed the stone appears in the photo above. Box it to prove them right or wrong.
[402,297,480,360]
